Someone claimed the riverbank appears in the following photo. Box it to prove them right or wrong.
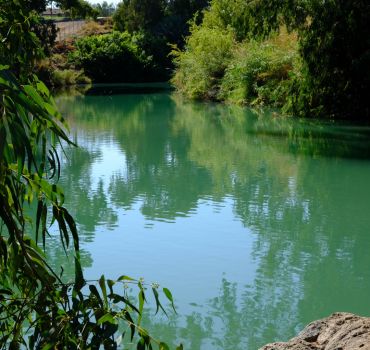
[260,313,370,350]
[36,20,113,88]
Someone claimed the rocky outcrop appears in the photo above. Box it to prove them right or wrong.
[259,312,370,350]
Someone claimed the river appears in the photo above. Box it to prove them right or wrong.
[54,85,370,349]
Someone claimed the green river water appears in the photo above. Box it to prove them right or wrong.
[55,86,370,349]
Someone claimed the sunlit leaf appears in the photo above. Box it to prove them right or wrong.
[159,342,170,350]
[97,313,115,325]
[163,288,176,314]
[117,275,135,282]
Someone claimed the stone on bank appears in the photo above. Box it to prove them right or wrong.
[259,312,370,350]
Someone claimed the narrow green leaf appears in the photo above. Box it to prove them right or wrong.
[74,252,84,291]
[63,207,79,251]
[137,290,145,326]
[152,288,167,316]
[23,84,45,107]
[117,275,135,282]
[107,279,115,294]
[36,80,50,97]
[97,313,115,325]
[124,311,136,341]
[109,293,140,314]
[163,287,176,314]
[89,285,103,307]
[99,275,108,308]
[159,342,170,350]
[35,200,43,244]
[137,338,145,350]
[41,203,47,250]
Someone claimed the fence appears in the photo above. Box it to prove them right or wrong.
[55,20,85,41]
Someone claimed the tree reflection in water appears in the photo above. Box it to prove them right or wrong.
[54,88,370,349]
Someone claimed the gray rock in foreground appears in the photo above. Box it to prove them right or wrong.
[259,312,370,350]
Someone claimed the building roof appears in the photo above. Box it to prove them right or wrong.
[42,8,65,16]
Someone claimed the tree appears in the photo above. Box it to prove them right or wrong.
[0,1,176,348]
[247,0,370,119]
[291,0,370,119]
[113,0,166,33]
[172,0,370,120]
[66,0,99,19]
[94,1,116,17]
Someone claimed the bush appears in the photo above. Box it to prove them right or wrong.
[172,23,298,106]
[133,30,172,80]
[172,0,370,119]
[220,31,298,106]
[36,52,91,88]
[171,0,299,105]
[292,0,370,119]
[171,25,235,99]
[200,0,252,40]
[52,68,91,86]
[78,19,113,36]
[70,31,158,82]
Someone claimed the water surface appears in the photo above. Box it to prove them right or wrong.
[56,87,370,349]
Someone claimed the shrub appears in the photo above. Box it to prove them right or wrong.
[36,52,91,88]
[171,0,299,105]
[292,0,370,119]
[70,31,157,82]
[53,38,76,54]
[173,0,370,119]
[200,0,252,40]
[171,25,235,99]
[52,68,91,86]
[220,31,298,106]
[78,19,113,36]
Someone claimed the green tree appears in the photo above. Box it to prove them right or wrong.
[113,0,166,33]
[93,1,116,17]
[65,0,99,19]
[112,0,209,80]
[0,1,176,348]
[70,31,159,82]
[173,0,370,120]
[291,0,370,119]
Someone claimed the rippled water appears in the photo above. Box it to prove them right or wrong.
[55,86,370,349]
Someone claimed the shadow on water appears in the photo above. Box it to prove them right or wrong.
[53,90,370,348]
[84,83,173,96]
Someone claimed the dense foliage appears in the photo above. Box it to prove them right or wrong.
[0,1,177,348]
[172,19,297,107]
[219,34,298,106]
[291,0,370,119]
[66,0,99,19]
[113,0,166,33]
[112,0,209,80]
[93,1,116,17]
[70,31,162,82]
[171,26,235,100]
[173,0,370,120]
[113,0,207,44]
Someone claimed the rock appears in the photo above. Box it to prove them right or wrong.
[259,312,370,350]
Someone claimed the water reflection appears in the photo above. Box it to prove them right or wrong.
[140,267,370,350]
[55,89,370,349]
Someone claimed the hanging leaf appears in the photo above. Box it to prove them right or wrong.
[163,288,176,314]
